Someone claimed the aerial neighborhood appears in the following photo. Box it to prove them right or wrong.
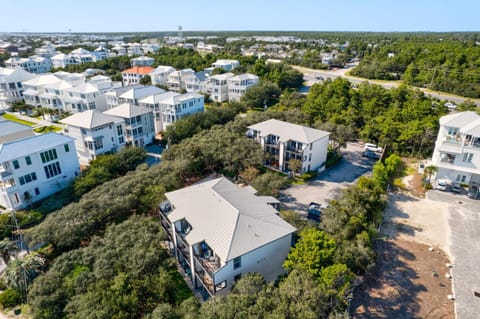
[0,9,479,318]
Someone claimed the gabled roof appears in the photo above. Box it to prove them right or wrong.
[22,74,61,87]
[440,111,480,128]
[43,80,73,90]
[60,110,123,129]
[122,66,154,75]
[119,85,164,100]
[151,65,175,73]
[139,91,178,105]
[165,177,296,262]
[248,119,330,144]
[209,72,235,81]
[103,103,152,118]
[66,83,99,94]
[0,133,74,162]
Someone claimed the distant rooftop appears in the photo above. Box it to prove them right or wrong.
[248,119,330,144]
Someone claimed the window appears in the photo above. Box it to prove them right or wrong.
[94,139,103,150]
[40,149,58,163]
[44,162,62,179]
[463,153,474,163]
[64,144,70,152]
[215,280,227,292]
[309,153,312,161]
[116,125,123,136]
[34,188,40,195]
[118,136,124,144]
[310,143,313,151]
[233,256,241,269]
[25,156,32,165]
[19,172,37,185]
[12,160,20,169]
[456,175,467,183]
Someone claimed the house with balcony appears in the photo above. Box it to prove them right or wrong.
[103,104,155,146]
[0,68,36,109]
[247,119,330,173]
[63,83,108,113]
[150,66,175,86]
[211,59,240,71]
[227,73,259,102]
[431,111,480,186]
[0,130,80,211]
[130,56,155,67]
[166,69,196,92]
[60,110,126,165]
[205,73,234,102]
[159,177,295,299]
[5,56,52,74]
[140,92,204,132]
[121,66,154,86]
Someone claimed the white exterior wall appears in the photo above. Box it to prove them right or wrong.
[125,112,155,146]
[64,123,126,165]
[212,234,292,296]
[158,95,204,132]
[0,140,80,210]
[301,137,329,173]
[431,122,480,186]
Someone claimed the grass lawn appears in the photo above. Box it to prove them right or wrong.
[2,113,36,126]
[33,125,62,134]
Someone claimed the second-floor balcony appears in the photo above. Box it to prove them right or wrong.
[193,241,221,278]
[440,153,456,164]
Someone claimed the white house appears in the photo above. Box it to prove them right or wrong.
[60,110,126,165]
[5,56,52,74]
[227,73,259,102]
[431,111,480,187]
[131,56,155,67]
[247,119,330,173]
[211,59,240,71]
[117,85,165,106]
[140,92,204,132]
[63,83,108,113]
[103,104,155,146]
[206,73,234,102]
[51,53,74,69]
[0,130,80,211]
[166,69,196,92]
[0,68,36,108]
[121,66,154,86]
[158,177,296,298]
[150,66,176,86]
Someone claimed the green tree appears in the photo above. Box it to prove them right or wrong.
[140,74,152,85]
[284,228,336,278]
[0,238,18,265]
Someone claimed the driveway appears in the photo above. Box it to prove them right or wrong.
[281,142,374,214]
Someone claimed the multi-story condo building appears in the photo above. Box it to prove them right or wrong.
[60,110,126,165]
[140,92,204,132]
[103,104,155,146]
[166,69,196,92]
[227,73,259,102]
[0,68,36,108]
[116,85,165,106]
[5,56,52,74]
[205,73,234,102]
[159,177,295,298]
[431,111,480,187]
[130,56,155,67]
[150,66,175,86]
[63,83,108,113]
[122,66,154,86]
[51,53,74,68]
[211,59,240,71]
[247,119,330,173]
[0,127,80,211]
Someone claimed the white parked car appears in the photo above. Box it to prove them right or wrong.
[435,179,448,191]
[364,143,382,153]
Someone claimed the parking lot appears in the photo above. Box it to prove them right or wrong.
[280,142,375,214]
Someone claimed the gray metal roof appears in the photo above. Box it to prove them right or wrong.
[165,177,296,262]
[103,103,152,119]
[0,118,34,143]
[248,119,330,144]
[440,111,480,128]
[60,110,123,129]
[0,132,74,162]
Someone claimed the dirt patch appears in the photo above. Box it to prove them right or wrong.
[352,239,454,319]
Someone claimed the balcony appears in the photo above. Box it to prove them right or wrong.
[194,269,214,296]
[176,235,191,261]
[443,135,462,145]
[193,242,221,278]
[440,154,456,164]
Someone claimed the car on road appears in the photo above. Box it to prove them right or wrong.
[315,75,324,80]
[362,151,380,160]
[435,179,448,191]
[451,183,462,193]
[364,143,382,153]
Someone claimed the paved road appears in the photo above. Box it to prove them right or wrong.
[281,142,374,214]
[292,64,480,107]
[426,191,480,319]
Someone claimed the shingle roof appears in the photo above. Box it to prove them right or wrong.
[103,103,151,118]
[0,133,74,162]
[60,110,123,129]
[248,119,330,144]
[165,177,296,262]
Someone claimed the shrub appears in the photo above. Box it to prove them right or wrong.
[0,289,21,309]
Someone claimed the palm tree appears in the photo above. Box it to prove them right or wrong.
[0,238,18,265]
[424,165,438,187]
[4,253,45,294]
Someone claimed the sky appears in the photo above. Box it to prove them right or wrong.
[0,0,478,33]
